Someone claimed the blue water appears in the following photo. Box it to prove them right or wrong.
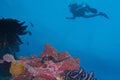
[0,0,120,80]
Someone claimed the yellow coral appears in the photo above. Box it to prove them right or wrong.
[10,61,24,76]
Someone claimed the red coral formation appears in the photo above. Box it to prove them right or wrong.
[40,44,80,70]
[40,44,58,59]
[10,44,80,80]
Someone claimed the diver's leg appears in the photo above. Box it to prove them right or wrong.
[82,14,99,18]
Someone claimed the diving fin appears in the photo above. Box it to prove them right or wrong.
[99,12,109,19]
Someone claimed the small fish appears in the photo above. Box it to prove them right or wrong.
[60,67,97,80]
[27,31,32,36]
[60,67,84,80]
[30,22,34,27]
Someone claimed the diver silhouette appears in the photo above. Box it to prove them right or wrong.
[66,3,109,19]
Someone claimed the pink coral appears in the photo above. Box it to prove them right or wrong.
[11,44,80,80]
[40,44,80,71]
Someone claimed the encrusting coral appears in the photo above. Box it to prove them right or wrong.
[0,44,97,80]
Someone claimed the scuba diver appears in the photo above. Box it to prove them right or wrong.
[66,3,109,19]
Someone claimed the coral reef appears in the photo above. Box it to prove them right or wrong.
[1,44,97,80]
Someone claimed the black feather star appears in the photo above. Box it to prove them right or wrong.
[0,18,31,59]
